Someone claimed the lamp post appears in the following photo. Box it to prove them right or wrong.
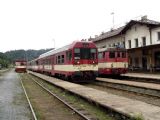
[111,12,115,29]
[52,39,56,49]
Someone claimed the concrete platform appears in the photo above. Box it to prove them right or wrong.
[97,77,160,91]
[30,71,160,120]
[0,70,34,120]
[122,72,160,80]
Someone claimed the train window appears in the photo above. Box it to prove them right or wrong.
[117,52,120,58]
[98,53,103,59]
[122,52,126,58]
[74,48,80,60]
[61,55,64,63]
[20,62,24,65]
[81,48,90,59]
[74,48,80,53]
[58,56,61,64]
[90,48,96,59]
[56,56,57,64]
[109,52,115,58]
[48,59,51,65]
[90,48,96,53]
[66,51,72,61]
[103,52,105,58]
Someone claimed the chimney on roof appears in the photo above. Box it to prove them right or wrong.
[141,15,147,21]
[95,35,98,38]
[101,32,105,35]
[88,36,93,41]
[110,28,114,32]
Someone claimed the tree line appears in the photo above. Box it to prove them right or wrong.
[0,48,52,68]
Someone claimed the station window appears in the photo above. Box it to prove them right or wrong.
[128,40,131,48]
[142,37,146,46]
[113,43,116,47]
[158,32,160,41]
[117,42,120,47]
[122,41,125,48]
[135,38,138,47]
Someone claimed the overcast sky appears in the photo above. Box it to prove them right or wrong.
[0,0,160,52]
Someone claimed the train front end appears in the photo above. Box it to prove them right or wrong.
[71,42,98,82]
[15,60,27,73]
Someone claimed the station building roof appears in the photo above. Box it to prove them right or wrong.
[92,17,160,42]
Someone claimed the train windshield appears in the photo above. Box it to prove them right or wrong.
[74,48,96,60]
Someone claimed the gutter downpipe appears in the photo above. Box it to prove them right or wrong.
[149,27,153,72]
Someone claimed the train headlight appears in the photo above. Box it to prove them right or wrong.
[74,60,80,64]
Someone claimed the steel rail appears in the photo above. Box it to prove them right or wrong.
[101,76,160,84]
[94,79,160,98]
[28,75,96,120]
[19,75,38,120]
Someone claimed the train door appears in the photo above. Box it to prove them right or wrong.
[108,51,116,68]
[115,51,121,69]
[51,55,54,70]
[142,57,147,70]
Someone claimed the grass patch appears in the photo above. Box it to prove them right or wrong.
[133,113,144,120]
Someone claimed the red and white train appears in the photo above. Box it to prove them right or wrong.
[28,41,98,82]
[98,47,128,75]
[15,60,27,73]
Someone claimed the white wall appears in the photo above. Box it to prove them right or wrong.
[125,24,150,49]
[151,27,160,45]
[95,35,125,48]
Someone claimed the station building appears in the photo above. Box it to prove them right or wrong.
[91,16,160,72]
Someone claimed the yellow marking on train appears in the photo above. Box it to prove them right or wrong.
[54,64,98,71]
[98,62,128,69]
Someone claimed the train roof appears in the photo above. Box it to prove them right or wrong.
[39,41,94,59]
[98,47,126,52]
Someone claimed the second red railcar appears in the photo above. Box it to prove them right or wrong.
[98,47,128,75]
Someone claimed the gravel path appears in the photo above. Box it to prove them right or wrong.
[0,69,33,120]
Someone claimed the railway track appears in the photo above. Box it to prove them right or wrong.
[20,73,110,120]
[29,71,160,120]
[83,77,160,107]
[105,75,160,84]
[20,75,37,120]
[96,77,160,97]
